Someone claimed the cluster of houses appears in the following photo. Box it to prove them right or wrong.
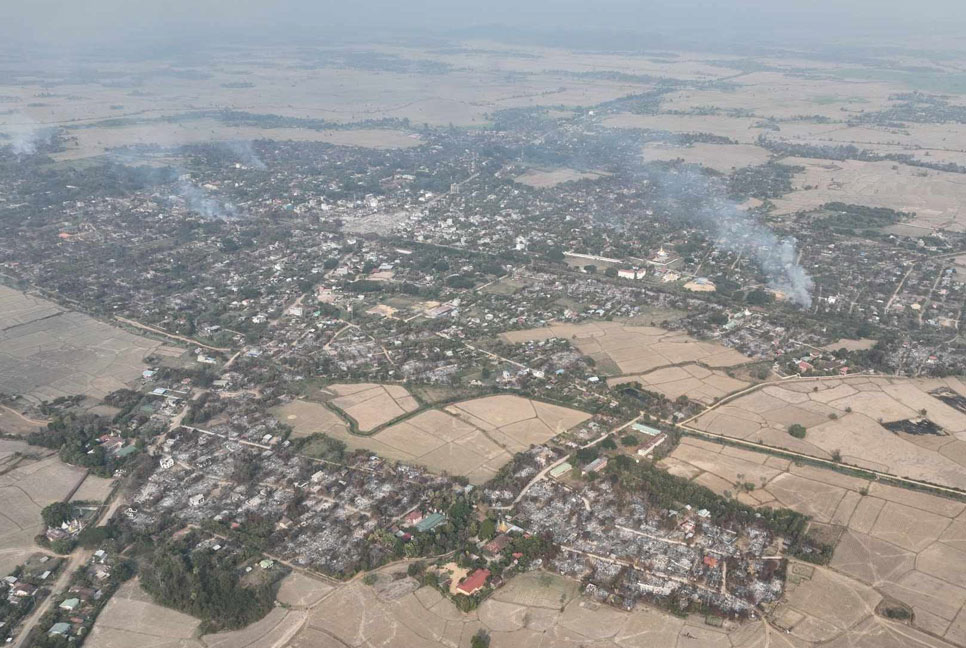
[46,549,116,640]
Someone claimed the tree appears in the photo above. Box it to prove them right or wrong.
[746,289,773,306]
[479,518,496,541]
[41,502,74,528]
[575,447,599,465]
[600,437,617,451]
[788,424,806,439]
[620,434,639,446]
[471,630,491,648]
[604,267,618,278]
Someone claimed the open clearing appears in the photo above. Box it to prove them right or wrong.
[514,167,608,187]
[327,383,420,433]
[662,435,966,646]
[689,375,966,489]
[278,394,590,483]
[0,286,169,403]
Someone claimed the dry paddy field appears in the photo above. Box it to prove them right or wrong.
[662,436,966,647]
[86,519,964,648]
[0,405,46,436]
[271,399,350,439]
[689,375,966,490]
[0,45,657,147]
[602,113,771,144]
[641,142,772,172]
[88,573,331,648]
[514,167,608,188]
[0,286,170,403]
[0,439,111,574]
[295,568,774,648]
[55,121,421,160]
[327,382,420,433]
[660,72,894,121]
[503,321,752,405]
[770,157,966,232]
[277,393,590,484]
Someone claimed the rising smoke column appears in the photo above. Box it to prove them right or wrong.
[654,166,814,307]
[106,145,241,221]
[223,140,267,170]
[175,176,238,220]
[2,115,58,155]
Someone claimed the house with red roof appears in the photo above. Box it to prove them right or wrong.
[456,568,490,595]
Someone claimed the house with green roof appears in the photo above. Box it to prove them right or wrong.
[415,512,446,532]
[49,622,71,636]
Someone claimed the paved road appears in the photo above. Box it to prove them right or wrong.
[675,421,966,499]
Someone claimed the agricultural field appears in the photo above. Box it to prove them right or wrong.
[0,405,46,436]
[85,546,964,648]
[514,167,608,187]
[0,439,110,574]
[298,568,761,648]
[659,72,892,121]
[0,286,168,403]
[641,142,772,172]
[770,157,966,232]
[609,365,750,406]
[0,46,659,150]
[502,322,751,375]
[88,572,331,648]
[276,394,590,483]
[504,321,752,404]
[55,120,421,160]
[688,375,966,489]
[326,383,420,432]
[86,579,204,648]
[270,399,350,439]
[662,436,966,646]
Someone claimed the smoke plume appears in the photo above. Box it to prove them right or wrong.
[107,144,241,220]
[175,175,237,220]
[653,166,814,307]
[223,140,266,170]
[2,115,58,155]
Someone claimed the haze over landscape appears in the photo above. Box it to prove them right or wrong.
[2,2,966,648]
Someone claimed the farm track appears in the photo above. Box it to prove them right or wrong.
[113,316,232,352]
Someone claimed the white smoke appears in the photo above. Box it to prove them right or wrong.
[223,140,266,170]
[2,115,58,155]
[175,176,237,220]
[655,166,814,307]
[106,144,241,221]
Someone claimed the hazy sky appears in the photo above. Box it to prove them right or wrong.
[2,0,965,54]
